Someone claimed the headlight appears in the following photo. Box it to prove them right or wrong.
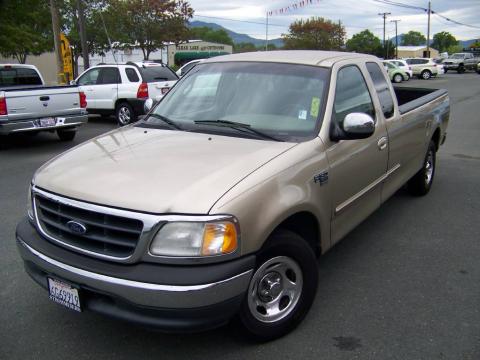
[149,218,239,257]
[27,184,33,220]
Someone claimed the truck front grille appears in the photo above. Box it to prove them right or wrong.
[34,193,143,258]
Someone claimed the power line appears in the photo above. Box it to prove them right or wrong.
[193,14,288,28]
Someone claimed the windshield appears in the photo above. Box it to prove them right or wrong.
[141,62,329,142]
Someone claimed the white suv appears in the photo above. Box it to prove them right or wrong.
[404,58,439,80]
[75,61,178,125]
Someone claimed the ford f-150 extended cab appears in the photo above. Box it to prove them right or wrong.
[16,51,449,340]
[0,64,88,141]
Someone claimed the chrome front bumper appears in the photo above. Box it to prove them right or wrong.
[17,237,253,309]
[0,114,88,135]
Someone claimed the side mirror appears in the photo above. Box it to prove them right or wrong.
[70,80,76,85]
[144,98,154,113]
[342,113,375,139]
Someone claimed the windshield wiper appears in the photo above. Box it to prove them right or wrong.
[146,113,183,130]
[194,120,283,142]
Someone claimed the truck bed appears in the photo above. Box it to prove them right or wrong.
[394,87,448,114]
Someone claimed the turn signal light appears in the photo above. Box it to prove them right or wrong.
[202,222,238,255]
[0,95,7,115]
[137,83,149,99]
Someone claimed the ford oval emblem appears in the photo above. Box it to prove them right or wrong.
[66,220,87,235]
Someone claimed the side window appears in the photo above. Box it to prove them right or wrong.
[333,65,375,126]
[98,67,120,84]
[420,59,429,65]
[125,68,140,82]
[366,62,395,119]
[77,68,100,85]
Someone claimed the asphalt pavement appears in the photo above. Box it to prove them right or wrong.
[1,72,479,359]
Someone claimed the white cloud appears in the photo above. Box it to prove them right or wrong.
[189,0,480,40]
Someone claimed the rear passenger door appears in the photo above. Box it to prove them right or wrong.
[326,64,389,244]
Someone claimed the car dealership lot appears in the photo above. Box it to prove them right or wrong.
[1,72,479,359]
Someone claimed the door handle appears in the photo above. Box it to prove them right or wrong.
[377,137,388,151]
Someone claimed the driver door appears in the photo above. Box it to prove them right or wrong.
[325,64,389,244]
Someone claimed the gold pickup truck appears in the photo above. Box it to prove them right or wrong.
[17,51,449,341]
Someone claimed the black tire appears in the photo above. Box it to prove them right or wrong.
[421,70,432,80]
[457,65,465,74]
[115,102,136,126]
[238,230,318,341]
[57,129,76,141]
[407,140,436,196]
[393,73,403,83]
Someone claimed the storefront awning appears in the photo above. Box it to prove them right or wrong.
[174,51,230,62]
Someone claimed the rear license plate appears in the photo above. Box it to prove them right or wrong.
[48,277,82,312]
[161,87,170,94]
[39,117,56,127]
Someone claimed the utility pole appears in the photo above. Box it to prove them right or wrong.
[49,0,64,84]
[265,12,269,51]
[76,0,89,71]
[378,12,391,58]
[426,0,431,57]
[391,19,400,59]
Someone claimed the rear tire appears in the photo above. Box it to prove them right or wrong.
[57,129,76,141]
[407,140,436,196]
[421,70,432,80]
[238,230,318,341]
[116,102,136,126]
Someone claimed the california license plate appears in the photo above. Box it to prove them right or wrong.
[48,277,82,312]
[39,117,56,127]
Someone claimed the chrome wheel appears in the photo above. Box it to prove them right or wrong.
[425,149,434,185]
[422,70,431,80]
[393,74,403,83]
[247,256,303,323]
[118,106,131,125]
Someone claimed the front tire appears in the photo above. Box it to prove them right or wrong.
[457,65,465,74]
[57,129,76,141]
[407,140,436,196]
[116,102,136,126]
[239,230,318,341]
[421,70,432,80]
[393,73,403,83]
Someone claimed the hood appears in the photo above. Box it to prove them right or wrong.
[34,126,296,214]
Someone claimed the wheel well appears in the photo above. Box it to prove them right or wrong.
[115,99,129,109]
[275,212,320,256]
[432,128,441,151]
[422,69,431,74]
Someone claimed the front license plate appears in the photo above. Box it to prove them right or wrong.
[39,117,56,127]
[48,277,82,312]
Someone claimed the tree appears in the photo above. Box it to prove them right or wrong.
[431,31,458,52]
[109,0,194,60]
[401,31,426,46]
[190,27,233,46]
[0,0,53,63]
[346,30,382,55]
[234,42,257,53]
[282,17,346,50]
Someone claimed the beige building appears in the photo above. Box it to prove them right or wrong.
[0,52,59,85]
[397,46,439,59]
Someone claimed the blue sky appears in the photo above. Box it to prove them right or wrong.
[189,0,480,41]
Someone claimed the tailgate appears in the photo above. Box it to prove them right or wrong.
[4,86,82,121]
[147,80,176,101]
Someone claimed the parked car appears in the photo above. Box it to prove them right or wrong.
[17,51,449,341]
[404,58,439,79]
[0,64,88,141]
[386,59,413,79]
[383,61,408,83]
[74,61,178,126]
[176,59,204,77]
[442,53,480,73]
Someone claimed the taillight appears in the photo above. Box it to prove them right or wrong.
[433,64,437,67]
[137,83,149,99]
[0,95,7,115]
[79,91,87,108]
